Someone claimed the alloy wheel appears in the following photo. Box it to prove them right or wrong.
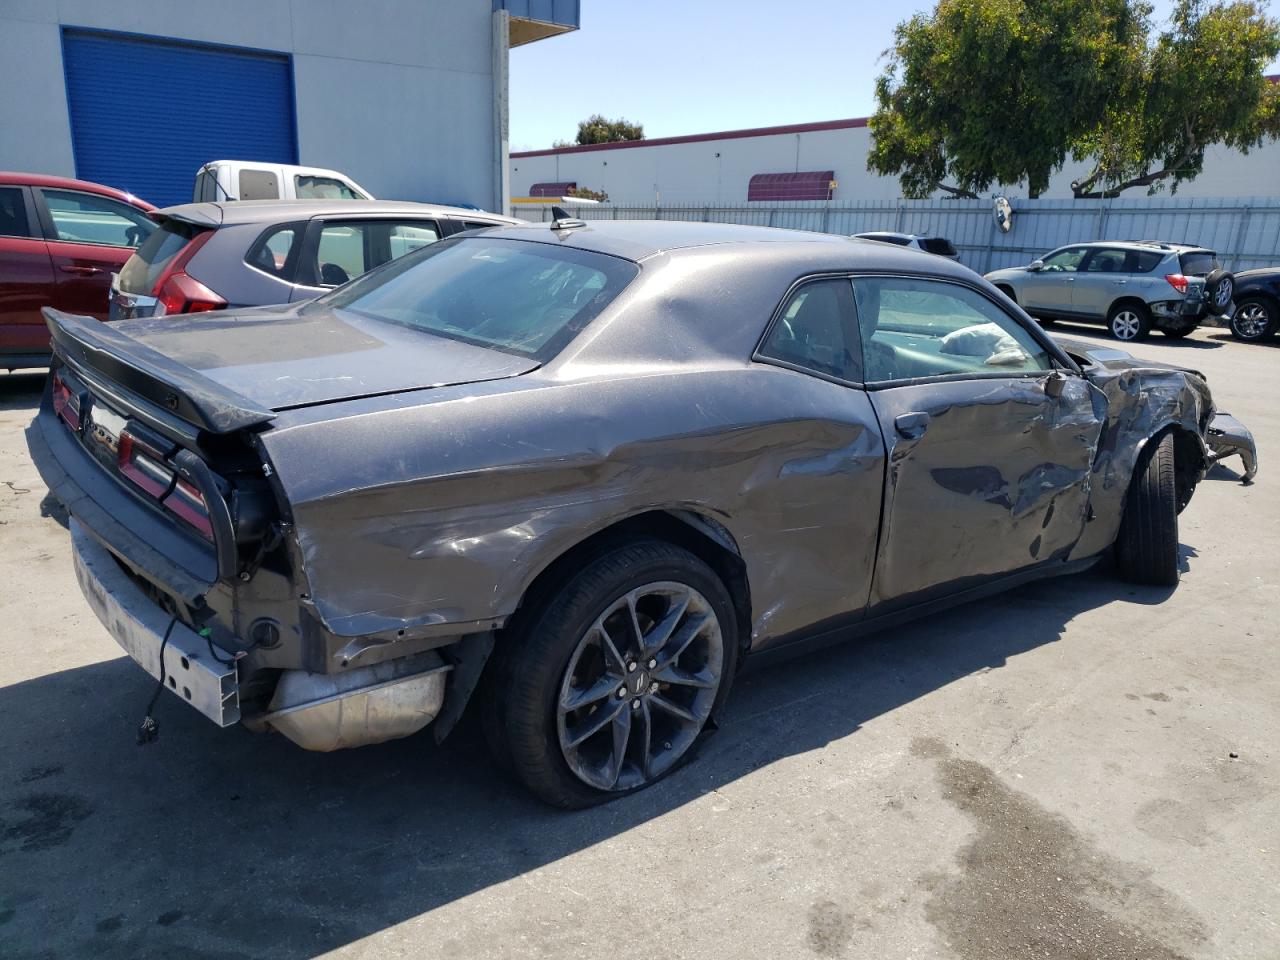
[1213,277,1234,311]
[1233,302,1272,341]
[556,581,723,792]
[1111,310,1142,340]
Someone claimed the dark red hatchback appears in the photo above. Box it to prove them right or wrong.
[0,172,156,370]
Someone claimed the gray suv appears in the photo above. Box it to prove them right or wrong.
[985,241,1233,341]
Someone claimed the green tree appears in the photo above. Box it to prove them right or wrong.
[567,185,609,202]
[868,0,1145,198]
[573,114,644,145]
[1071,0,1280,197]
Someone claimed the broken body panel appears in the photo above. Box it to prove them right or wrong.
[27,222,1256,753]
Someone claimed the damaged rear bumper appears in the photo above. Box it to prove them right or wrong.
[1207,412,1258,482]
[70,519,453,749]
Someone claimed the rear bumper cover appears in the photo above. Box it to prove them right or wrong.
[71,519,241,726]
[1207,411,1258,482]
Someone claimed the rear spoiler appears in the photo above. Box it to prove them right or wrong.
[44,308,275,434]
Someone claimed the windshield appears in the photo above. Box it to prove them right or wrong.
[323,238,638,361]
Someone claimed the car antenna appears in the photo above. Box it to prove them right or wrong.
[550,205,587,231]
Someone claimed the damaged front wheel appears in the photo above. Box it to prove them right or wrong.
[482,540,737,807]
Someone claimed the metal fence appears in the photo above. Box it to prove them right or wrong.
[528,197,1280,274]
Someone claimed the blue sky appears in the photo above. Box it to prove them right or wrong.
[509,0,1280,151]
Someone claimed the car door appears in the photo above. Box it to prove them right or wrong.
[1073,247,1129,319]
[36,187,154,319]
[1020,246,1089,315]
[291,217,443,300]
[854,275,1105,611]
[0,185,57,360]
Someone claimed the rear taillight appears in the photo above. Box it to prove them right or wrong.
[1165,273,1189,294]
[162,478,214,540]
[150,229,226,316]
[51,371,81,430]
[117,429,173,499]
[155,272,227,316]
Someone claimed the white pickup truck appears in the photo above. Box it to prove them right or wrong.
[193,161,372,203]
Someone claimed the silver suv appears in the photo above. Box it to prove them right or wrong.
[985,241,1233,341]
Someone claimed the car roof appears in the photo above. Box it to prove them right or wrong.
[475,219,864,262]
[0,170,155,209]
[154,199,520,227]
[1057,240,1213,254]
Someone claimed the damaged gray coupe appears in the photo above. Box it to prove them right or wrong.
[28,219,1257,807]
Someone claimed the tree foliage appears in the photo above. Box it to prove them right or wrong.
[868,0,1280,199]
[571,114,645,146]
[567,185,609,202]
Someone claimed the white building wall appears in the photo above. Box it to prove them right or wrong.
[511,122,1280,204]
[0,0,499,208]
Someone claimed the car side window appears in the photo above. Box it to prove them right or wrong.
[1040,247,1087,272]
[246,224,303,280]
[314,219,442,286]
[295,175,362,200]
[239,169,280,200]
[1082,248,1127,273]
[1132,250,1163,273]
[853,277,1051,384]
[0,187,31,239]
[758,278,862,382]
[41,189,154,248]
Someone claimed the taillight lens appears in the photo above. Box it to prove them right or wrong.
[155,272,227,316]
[1165,273,1189,294]
[117,429,173,498]
[162,478,214,540]
[150,229,225,316]
[51,371,81,430]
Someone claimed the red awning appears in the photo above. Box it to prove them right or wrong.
[530,181,577,197]
[747,171,835,202]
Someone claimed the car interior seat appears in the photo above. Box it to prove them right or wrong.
[320,262,351,286]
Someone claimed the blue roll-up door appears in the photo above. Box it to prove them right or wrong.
[62,29,297,208]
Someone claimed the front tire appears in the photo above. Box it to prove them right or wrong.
[483,540,737,807]
[1230,297,1277,343]
[1108,302,1152,341]
[1115,432,1179,586]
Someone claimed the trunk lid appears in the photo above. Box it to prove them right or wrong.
[49,302,539,426]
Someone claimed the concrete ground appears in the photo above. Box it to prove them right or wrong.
[0,323,1275,960]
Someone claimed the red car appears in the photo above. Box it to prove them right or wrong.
[1,172,156,370]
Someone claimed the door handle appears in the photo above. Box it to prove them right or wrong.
[60,264,104,275]
[1112,279,1127,285]
[894,412,930,440]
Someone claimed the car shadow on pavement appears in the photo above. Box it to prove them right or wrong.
[0,371,46,411]
[0,561,1178,960]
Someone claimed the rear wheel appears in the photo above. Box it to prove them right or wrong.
[1115,432,1179,586]
[1108,302,1151,341]
[1230,297,1277,343]
[482,540,737,808]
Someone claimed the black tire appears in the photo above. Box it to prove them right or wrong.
[1160,325,1196,340]
[1108,301,1152,341]
[1205,269,1235,314]
[482,540,738,808]
[1115,432,1179,586]
[1230,297,1278,343]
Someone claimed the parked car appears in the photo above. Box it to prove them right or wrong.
[193,161,372,203]
[1,172,155,370]
[1227,266,1280,343]
[29,220,1256,807]
[985,241,1233,341]
[853,231,960,260]
[109,200,519,319]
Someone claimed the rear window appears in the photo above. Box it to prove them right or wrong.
[919,237,958,257]
[1179,251,1219,276]
[324,238,638,362]
[117,220,206,294]
[239,169,280,201]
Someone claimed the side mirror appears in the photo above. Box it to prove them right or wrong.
[1045,370,1068,399]
[1028,259,1044,272]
